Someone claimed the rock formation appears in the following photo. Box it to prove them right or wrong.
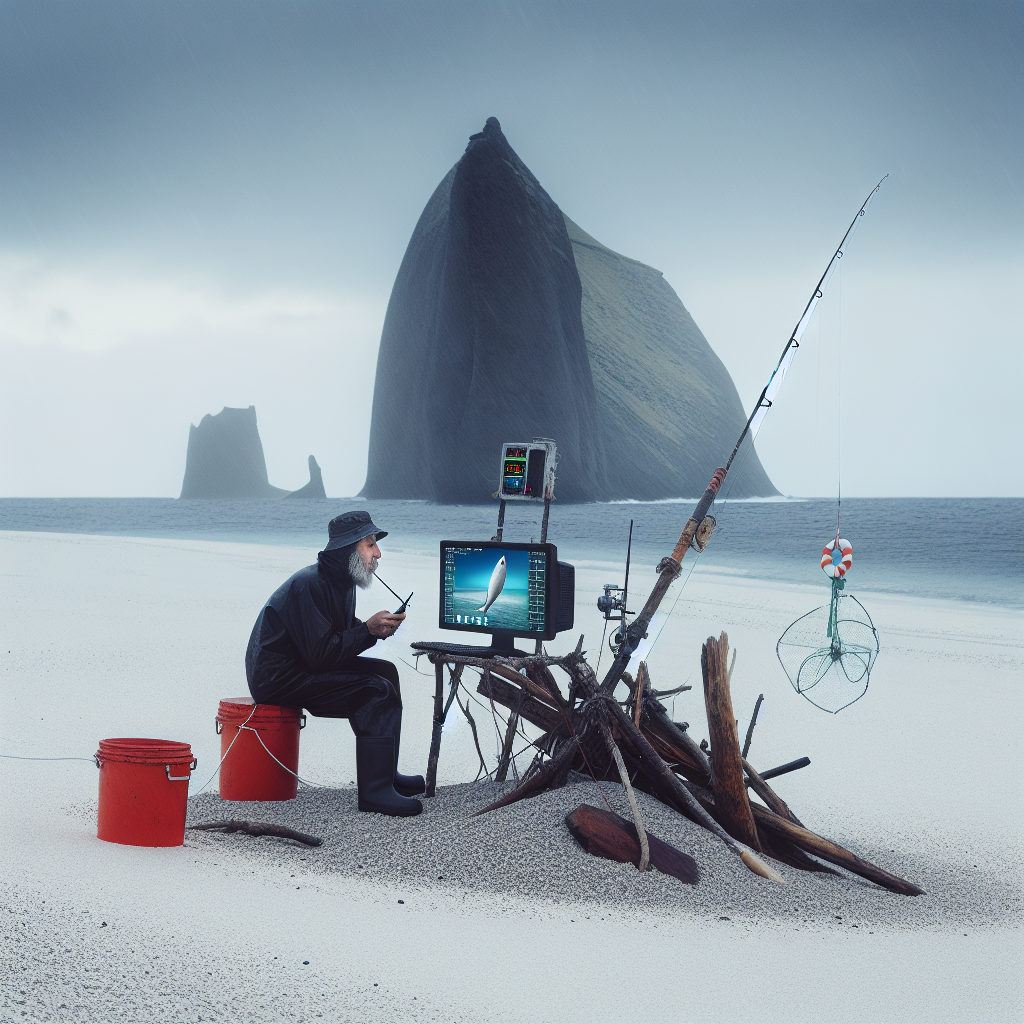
[362,117,777,502]
[179,406,325,499]
[285,455,327,499]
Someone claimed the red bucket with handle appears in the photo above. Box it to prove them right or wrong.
[216,698,305,801]
[96,738,196,847]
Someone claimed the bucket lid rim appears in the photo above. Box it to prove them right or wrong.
[96,737,193,764]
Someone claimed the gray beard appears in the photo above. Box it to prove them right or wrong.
[348,550,378,589]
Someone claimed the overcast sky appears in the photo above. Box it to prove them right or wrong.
[1,0,1020,498]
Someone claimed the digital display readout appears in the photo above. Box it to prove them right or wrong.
[441,544,547,633]
[504,460,525,476]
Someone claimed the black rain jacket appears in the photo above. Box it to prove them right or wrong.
[246,546,377,697]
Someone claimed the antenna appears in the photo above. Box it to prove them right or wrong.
[622,519,633,624]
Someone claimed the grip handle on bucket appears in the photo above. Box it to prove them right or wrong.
[165,758,197,782]
[216,714,306,732]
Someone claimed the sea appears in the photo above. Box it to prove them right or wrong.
[2,497,1021,608]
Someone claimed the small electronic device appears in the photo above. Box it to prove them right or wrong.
[498,439,557,501]
[394,592,413,615]
[433,540,575,655]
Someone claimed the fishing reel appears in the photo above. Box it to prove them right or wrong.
[597,584,635,655]
[597,583,626,621]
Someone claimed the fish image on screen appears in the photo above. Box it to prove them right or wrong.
[447,548,538,632]
[477,556,506,612]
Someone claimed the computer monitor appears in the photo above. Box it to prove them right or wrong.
[439,541,574,652]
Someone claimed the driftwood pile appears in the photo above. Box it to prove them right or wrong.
[427,631,923,896]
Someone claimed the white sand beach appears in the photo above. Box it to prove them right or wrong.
[2,530,1022,1022]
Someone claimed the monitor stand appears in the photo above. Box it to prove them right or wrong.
[486,631,530,658]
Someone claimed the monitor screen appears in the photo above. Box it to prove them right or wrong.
[440,541,553,637]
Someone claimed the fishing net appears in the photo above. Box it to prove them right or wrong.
[777,538,880,714]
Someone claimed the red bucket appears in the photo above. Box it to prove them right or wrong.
[216,698,305,801]
[96,738,196,847]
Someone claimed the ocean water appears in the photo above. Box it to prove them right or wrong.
[1,497,1021,608]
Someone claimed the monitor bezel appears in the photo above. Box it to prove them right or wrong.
[438,540,559,642]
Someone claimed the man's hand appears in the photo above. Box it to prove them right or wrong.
[366,610,406,639]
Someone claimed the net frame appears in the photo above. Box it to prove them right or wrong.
[777,590,879,714]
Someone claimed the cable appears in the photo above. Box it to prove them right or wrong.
[190,703,259,795]
[0,753,96,764]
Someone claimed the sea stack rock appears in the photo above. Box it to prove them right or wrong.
[179,406,288,499]
[362,117,776,502]
[285,455,327,499]
[362,117,607,503]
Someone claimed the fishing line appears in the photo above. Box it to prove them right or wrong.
[594,616,611,675]
[837,258,843,537]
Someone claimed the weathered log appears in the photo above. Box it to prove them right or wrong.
[565,804,698,885]
[701,632,760,851]
[682,780,923,896]
[188,820,321,847]
[747,802,925,896]
[755,830,840,875]
[642,694,711,782]
[477,670,563,735]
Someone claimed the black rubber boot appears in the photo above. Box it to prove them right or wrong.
[356,736,422,816]
[393,732,425,797]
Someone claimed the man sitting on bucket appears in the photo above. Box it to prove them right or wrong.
[245,511,423,816]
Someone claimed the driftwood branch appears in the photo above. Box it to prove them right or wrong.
[594,713,650,870]
[455,688,488,781]
[649,684,692,699]
[741,693,764,760]
[748,802,924,896]
[188,820,321,847]
[742,757,804,827]
[632,663,648,727]
[472,738,579,817]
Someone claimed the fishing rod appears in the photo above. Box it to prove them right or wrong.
[598,177,887,695]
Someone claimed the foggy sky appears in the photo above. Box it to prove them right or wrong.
[1,0,1021,498]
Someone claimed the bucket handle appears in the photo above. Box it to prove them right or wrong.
[216,715,306,732]
[165,758,198,782]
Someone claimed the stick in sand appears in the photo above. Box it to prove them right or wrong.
[594,715,650,871]
[188,820,321,847]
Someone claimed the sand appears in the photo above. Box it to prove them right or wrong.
[1,530,1022,1022]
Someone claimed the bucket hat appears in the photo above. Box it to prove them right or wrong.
[324,511,388,551]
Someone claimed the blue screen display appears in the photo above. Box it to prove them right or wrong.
[442,545,547,633]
